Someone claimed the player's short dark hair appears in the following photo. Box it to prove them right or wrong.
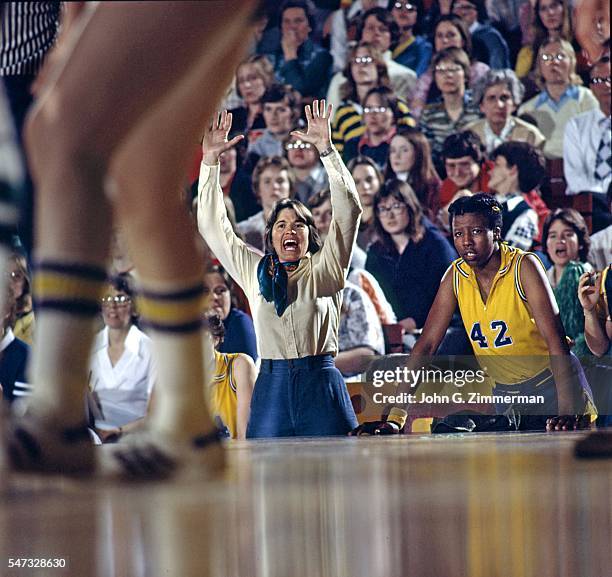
[490,141,546,193]
[448,193,503,230]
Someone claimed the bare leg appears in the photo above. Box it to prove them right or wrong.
[5,1,259,476]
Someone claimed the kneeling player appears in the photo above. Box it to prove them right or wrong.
[351,194,595,434]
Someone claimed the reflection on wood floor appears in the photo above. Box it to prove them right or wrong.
[1,432,611,577]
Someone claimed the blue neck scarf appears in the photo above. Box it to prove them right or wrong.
[257,254,300,317]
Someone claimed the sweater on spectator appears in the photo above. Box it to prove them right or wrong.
[332,98,415,157]
[465,116,545,155]
[266,39,333,99]
[518,85,599,159]
[365,218,456,327]
[392,35,433,77]
[0,329,29,403]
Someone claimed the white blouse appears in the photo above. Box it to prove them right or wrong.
[89,325,156,429]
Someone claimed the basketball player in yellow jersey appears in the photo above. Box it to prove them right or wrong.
[351,194,594,435]
[206,315,256,440]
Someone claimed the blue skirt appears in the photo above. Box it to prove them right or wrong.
[246,355,358,438]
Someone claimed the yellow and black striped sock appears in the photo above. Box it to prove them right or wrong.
[28,261,107,421]
[136,281,217,439]
[136,283,207,334]
[32,261,107,316]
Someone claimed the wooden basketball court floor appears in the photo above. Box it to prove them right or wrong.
[1,432,610,577]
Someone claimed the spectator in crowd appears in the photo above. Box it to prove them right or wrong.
[564,56,612,232]
[466,68,545,154]
[411,14,490,118]
[518,39,599,158]
[348,155,385,250]
[365,179,456,333]
[205,314,256,440]
[389,0,433,76]
[0,289,29,404]
[88,274,156,443]
[204,264,258,363]
[359,7,418,98]
[246,83,301,167]
[265,0,333,99]
[385,125,441,216]
[284,132,328,203]
[438,131,490,209]
[451,0,511,69]
[309,187,366,269]
[309,185,397,326]
[485,0,529,66]
[542,208,593,355]
[237,156,295,252]
[331,42,414,155]
[327,10,417,112]
[579,266,612,357]
[420,47,481,172]
[421,0,454,35]
[329,0,388,73]
[229,55,276,141]
[577,263,611,430]
[337,281,386,377]
[307,188,385,374]
[543,208,593,288]
[343,86,415,167]
[588,185,612,270]
[216,136,260,224]
[7,252,34,345]
[488,141,545,250]
[515,0,573,80]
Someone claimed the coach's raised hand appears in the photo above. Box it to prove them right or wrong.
[202,110,244,166]
[290,99,334,155]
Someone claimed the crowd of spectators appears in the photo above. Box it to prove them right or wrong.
[1,0,610,441]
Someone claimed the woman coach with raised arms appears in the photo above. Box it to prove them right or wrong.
[197,101,362,437]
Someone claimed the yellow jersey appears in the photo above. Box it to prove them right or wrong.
[209,350,239,438]
[453,243,550,384]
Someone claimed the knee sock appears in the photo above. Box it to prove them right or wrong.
[136,279,216,441]
[27,261,108,425]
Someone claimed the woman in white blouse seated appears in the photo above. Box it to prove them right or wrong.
[89,274,156,442]
[198,102,362,437]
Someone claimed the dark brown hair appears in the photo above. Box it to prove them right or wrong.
[373,179,425,252]
[341,42,391,103]
[264,198,323,255]
[251,156,295,200]
[385,125,440,206]
[542,208,591,262]
[432,47,471,89]
[235,54,276,100]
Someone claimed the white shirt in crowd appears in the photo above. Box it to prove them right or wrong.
[588,226,612,271]
[564,108,612,195]
[89,325,156,429]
